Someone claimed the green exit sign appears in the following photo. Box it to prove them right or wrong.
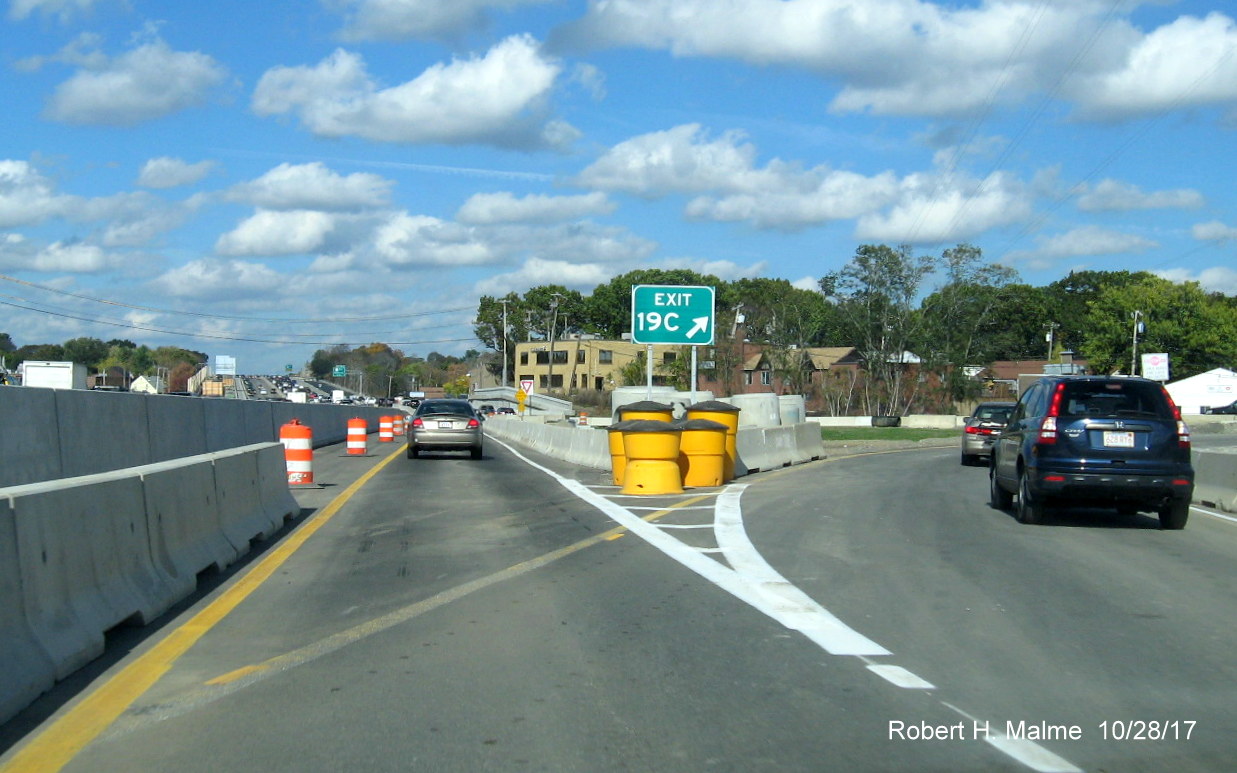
[630,284,715,345]
[332,365,347,377]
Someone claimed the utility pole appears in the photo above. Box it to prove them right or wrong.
[1131,310,1144,376]
[499,298,509,388]
[1044,321,1060,362]
[547,292,564,394]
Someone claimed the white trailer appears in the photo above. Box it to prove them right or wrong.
[21,360,88,390]
[332,389,346,403]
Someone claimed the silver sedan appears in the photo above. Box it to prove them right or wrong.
[406,399,484,459]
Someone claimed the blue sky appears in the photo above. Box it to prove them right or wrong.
[2,0,1236,375]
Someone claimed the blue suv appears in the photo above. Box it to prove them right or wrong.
[989,376,1193,529]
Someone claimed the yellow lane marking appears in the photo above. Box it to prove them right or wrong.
[0,446,406,773]
[97,493,720,739]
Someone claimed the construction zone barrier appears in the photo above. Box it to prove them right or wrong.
[392,414,405,437]
[379,416,394,443]
[0,442,294,725]
[280,419,314,486]
[347,418,367,456]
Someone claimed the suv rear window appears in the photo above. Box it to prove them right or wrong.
[1058,381,1173,420]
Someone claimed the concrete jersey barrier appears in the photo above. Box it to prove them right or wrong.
[0,441,297,725]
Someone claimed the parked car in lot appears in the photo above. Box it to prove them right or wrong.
[989,376,1193,528]
[1201,399,1237,414]
[960,401,1015,465]
[407,399,484,459]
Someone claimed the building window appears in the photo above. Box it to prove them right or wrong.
[761,370,772,386]
[550,374,563,388]
[745,372,753,385]
[535,351,549,365]
[599,350,613,364]
[553,350,568,365]
[663,352,677,364]
[520,352,528,365]
[577,350,586,364]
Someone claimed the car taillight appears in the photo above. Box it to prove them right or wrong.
[965,426,993,435]
[1177,420,1191,449]
[411,417,424,428]
[1161,386,1182,420]
[1037,383,1066,444]
[467,418,480,428]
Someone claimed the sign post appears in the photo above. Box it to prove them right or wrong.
[630,285,715,400]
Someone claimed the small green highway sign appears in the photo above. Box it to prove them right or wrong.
[630,284,715,345]
[332,364,347,377]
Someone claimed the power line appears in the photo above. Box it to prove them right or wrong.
[0,272,471,323]
[0,296,480,348]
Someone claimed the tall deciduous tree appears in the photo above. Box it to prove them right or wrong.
[820,244,936,415]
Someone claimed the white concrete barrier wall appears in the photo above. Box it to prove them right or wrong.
[10,473,178,681]
[0,497,56,723]
[140,459,241,590]
[0,385,393,488]
[1193,448,1237,512]
[0,442,294,724]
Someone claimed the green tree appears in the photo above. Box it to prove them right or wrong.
[820,244,936,415]
[918,244,1019,404]
[61,336,109,367]
[1082,276,1237,378]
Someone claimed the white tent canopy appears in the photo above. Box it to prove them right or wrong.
[1165,368,1237,414]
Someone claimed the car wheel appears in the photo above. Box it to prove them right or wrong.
[990,466,1012,510]
[409,444,420,458]
[960,451,972,466]
[470,445,482,460]
[1016,468,1045,525]
[1158,500,1188,530]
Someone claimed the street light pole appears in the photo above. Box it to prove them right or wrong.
[547,292,564,394]
[1131,310,1144,376]
[499,298,509,388]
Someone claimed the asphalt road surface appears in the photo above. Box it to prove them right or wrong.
[3,432,1235,772]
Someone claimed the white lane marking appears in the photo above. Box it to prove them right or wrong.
[714,484,890,656]
[651,523,714,529]
[943,703,1082,773]
[490,437,889,656]
[1194,505,1237,524]
[866,665,935,690]
[495,438,1084,773]
[624,506,715,512]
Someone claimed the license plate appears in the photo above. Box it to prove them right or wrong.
[1103,431,1134,448]
[438,421,453,429]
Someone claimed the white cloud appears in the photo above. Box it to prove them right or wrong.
[474,256,612,296]
[226,162,393,211]
[0,160,75,227]
[149,258,288,300]
[75,191,195,247]
[138,157,216,189]
[686,169,900,230]
[483,222,656,264]
[215,210,338,256]
[456,191,614,224]
[252,36,577,150]
[1076,179,1204,212]
[553,1,1237,121]
[335,0,555,42]
[371,213,496,267]
[1193,220,1237,242]
[576,125,767,196]
[44,38,228,126]
[1068,12,1237,121]
[1155,266,1237,295]
[857,171,1033,243]
[1005,225,1158,269]
[31,240,121,273]
[8,0,100,22]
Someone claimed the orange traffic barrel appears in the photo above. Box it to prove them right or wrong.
[346,417,367,456]
[280,419,314,486]
[379,415,394,442]
[392,414,405,437]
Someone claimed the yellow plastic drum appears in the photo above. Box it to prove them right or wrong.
[605,420,635,486]
[675,419,728,487]
[685,400,741,482]
[620,420,683,495]
[616,400,674,423]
